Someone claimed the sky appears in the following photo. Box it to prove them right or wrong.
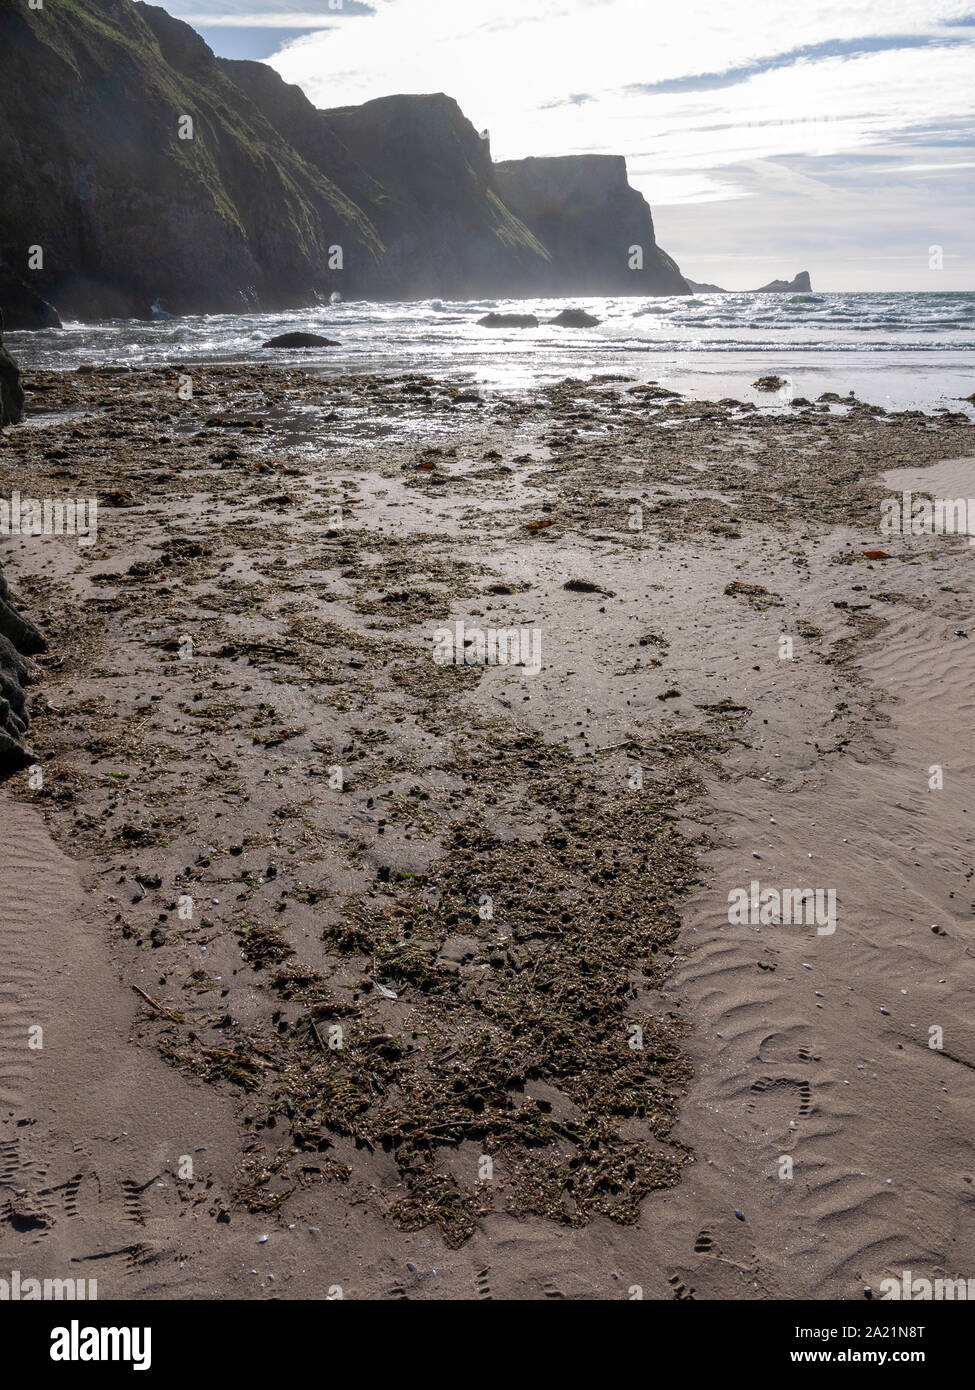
[171,0,975,290]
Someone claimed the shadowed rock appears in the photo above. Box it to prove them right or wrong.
[263,332,341,348]
[0,324,43,776]
[550,309,600,327]
[0,315,25,427]
[477,313,539,328]
[0,264,62,331]
[0,570,45,778]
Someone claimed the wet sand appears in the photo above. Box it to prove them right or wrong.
[1,364,973,1298]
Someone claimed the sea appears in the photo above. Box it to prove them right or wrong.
[7,290,975,415]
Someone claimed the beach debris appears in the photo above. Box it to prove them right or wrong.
[131,984,182,1023]
[102,487,138,507]
[723,581,783,610]
[862,549,889,560]
[628,383,682,399]
[752,375,787,391]
[564,577,614,595]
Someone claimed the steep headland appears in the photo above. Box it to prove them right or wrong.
[0,0,688,321]
[494,155,690,296]
[686,271,813,293]
[223,69,554,299]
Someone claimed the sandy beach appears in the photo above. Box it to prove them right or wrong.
[1,364,974,1299]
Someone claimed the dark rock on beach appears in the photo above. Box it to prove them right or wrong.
[0,631,36,775]
[263,332,341,348]
[0,568,45,777]
[0,319,43,775]
[0,317,25,426]
[478,313,539,328]
[550,309,600,327]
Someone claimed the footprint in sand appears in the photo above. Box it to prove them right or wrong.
[668,1273,696,1300]
[746,1076,813,1141]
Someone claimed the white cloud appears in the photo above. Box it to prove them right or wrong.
[250,0,975,288]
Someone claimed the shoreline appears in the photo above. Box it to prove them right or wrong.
[1,365,974,1297]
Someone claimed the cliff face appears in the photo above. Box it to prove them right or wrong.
[220,67,552,299]
[0,0,382,319]
[315,95,553,298]
[495,156,690,296]
[0,0,687,318]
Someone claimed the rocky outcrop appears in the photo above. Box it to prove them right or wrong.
[755,271,812,293]
[263,332,340,347]
[0,1,687,320]
[0,323,42,777]
[0,628,36,775]
[0,316,25,427]
[478,313,539,328]
[494,155,690,296]
[0,569,45,778]
[686,272,813,294]
[550,309,600,327]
